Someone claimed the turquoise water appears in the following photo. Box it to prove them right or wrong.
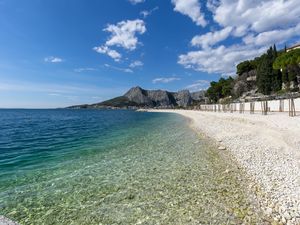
[0,109,265,224]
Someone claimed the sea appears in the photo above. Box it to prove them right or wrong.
[0,109,265,224]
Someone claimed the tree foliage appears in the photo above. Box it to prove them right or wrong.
[205,77,234,103]
[273,49,300,69]
[273,49,300,85]
[256,46,281,94]
[236,60,255,76]
[204,45,300,102]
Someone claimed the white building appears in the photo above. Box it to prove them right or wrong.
[287,43,300,52]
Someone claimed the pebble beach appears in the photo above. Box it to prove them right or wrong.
[148,109,300,225]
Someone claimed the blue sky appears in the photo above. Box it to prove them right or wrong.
[0,0,299,108]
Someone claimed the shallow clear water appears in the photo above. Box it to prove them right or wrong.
[0,109,264,224]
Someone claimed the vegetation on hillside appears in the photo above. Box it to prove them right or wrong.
[205,45,300,103]
[93,96,142,108]
[256,45,282,94]
[273,49,300,86]
[206,77,234,103]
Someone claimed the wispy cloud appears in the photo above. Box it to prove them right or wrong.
[48,93,61,96]
[44,56,63,63]
[104,64,133,73]
[185,80,210,92]
[48,93,78,101]
[140,6,159,18]
[129,60,143,68]
[93,46,122,62]
[0,81,109,94]
[152,77,181,84]
[128,0,145,5]
[92,96,103,100]
[74,67,97,73]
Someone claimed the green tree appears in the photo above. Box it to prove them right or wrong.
[257,53,273,94]
[273,48,300,85]
[271,44,282,91]
[205,77,234,103]
[236,60,255,76]
[221,77,234,96]
[257,46,281,94]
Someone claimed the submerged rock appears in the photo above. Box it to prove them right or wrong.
[0,216,20,225]
[218,146,227,150]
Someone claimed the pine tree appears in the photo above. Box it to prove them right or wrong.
[257,53,272,94]
[272,44,282,91]
[273,44,277,58]
[257,46,280,94]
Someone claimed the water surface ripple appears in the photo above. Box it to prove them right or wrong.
[0,109,265,224]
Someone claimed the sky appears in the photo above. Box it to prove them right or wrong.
[0,0,300,108]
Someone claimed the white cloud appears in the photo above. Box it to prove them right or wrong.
[140,6,159,18]
[129,60,143,68]
[104,19,146,51]
[172,0,207,27]
[191,26,232,48]
[186,80,210,91]
[128,0,145,5]
[177,0,300,75]
[212,0,300,34]
[93,46,122,62]
[94,19,146,62]
[93,19,146,62]
[152,77,181,84]
[44,56,63,63]
[178,44,267,75]
[206,0,219,12]
[243,23,300,47]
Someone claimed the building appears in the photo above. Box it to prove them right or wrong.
[287,43,300,52]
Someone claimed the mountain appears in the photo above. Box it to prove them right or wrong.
[68,86,207,109]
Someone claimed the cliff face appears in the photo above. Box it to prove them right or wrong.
[147,90,175,107]
[191,90,206,101]
[173,90,192,107]
[125,87,193,108]
[68,86,206,109]
[124,87,154,106]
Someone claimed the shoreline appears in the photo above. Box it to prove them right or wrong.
[144,109,300,225]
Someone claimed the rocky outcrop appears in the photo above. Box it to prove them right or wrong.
[191,90,207,102]
[147,90,175,107]
[173,90,192,107]
[68,86,207,109]
[233,70,257,98]
[124,86,153,106]
[124,86,193,108]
